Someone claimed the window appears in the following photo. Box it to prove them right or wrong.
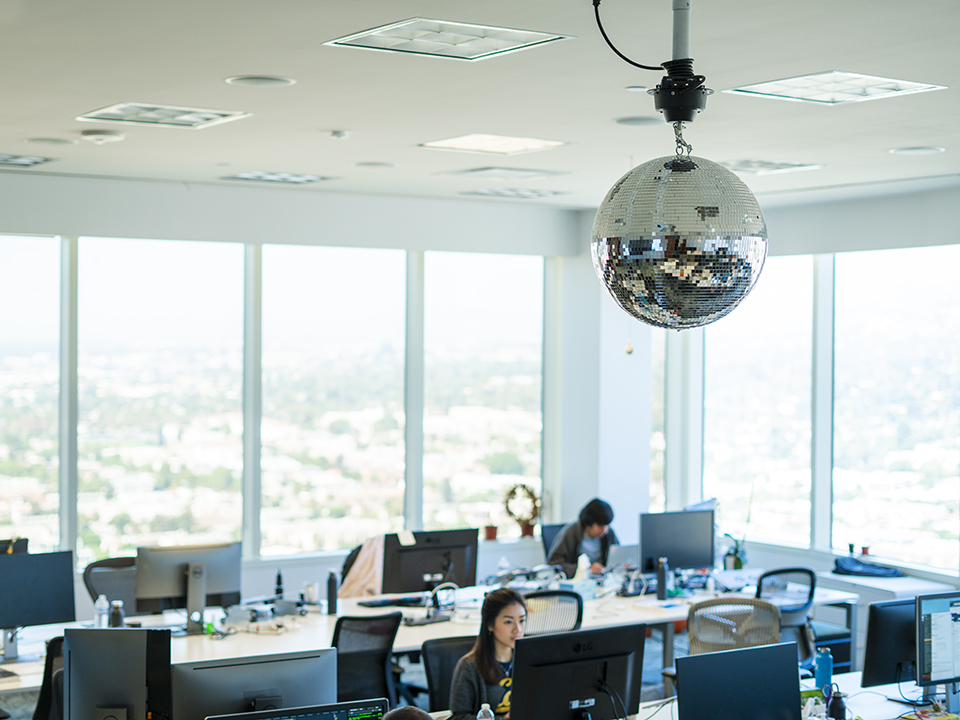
[261,245,406,554]
[833,245,960,570]
[76,238,244,565]
[0,235,60,551]
[703,256,813,547]
[649,327,666,512]
[423,252,543,535]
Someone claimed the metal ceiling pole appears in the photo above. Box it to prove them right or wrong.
[673,0,691,60]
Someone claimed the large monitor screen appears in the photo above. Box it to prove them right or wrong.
[171,649,337,720]
[676,643,801,720]
[207,699,388,720]
[381,529,478,594]
[510,623,646,720]
[917,591,960,688]
[862,599,917,688]
[638,510,715,572]
[0,550,76,629]
[63,628,172,720]
[135,541,241,632]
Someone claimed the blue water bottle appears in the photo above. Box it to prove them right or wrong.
[814,647,833,689]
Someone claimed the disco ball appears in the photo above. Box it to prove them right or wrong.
[591,155,767,330]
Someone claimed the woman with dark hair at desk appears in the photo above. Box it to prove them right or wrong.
[546,498,619,578]
[448,588,527,720]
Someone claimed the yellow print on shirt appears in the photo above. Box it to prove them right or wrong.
[495,676,512,716]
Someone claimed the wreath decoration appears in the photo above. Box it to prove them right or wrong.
[504,483,541,526]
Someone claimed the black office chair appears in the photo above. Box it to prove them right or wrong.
[82,557,148,617]
[331,612,403,707]
[523,589,583,636]
[422,635,476,712]
[756,567,817,670]
[540,523,565,560]
[32,636,64,720]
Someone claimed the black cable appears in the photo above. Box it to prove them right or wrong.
[592,0,663,71]
[598,680,629,720]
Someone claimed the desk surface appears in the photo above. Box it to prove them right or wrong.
[1,583,859,695]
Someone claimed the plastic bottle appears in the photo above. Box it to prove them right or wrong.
[94,594,110,628]
[275,569,284,599]
[108,599,125,628]
[814,647,833,689]
[326,570,338,615]
[477,703,495,720]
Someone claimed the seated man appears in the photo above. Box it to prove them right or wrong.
[546,498,619,578]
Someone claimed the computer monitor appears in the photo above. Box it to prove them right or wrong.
[862,599,925,702]
[0,550,76,663]
[207,699,389,720]
[381,529,478,594]
[676,643,801,720]
[638,510,715,572]
[171,649,338,720]
[0,538,27,554]
[63,628,172,720]
[135,541,241,634]
[916,591,960,713]
[510,623,646,720]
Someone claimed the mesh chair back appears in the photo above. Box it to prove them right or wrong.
[540,524,565,560]
[82,557,148,617]
[756,567,816,627]
[31,636,64,720]
[687,597,781,655]
[523,589,583,636]
[331,612,403,707]
[422,636,476,712]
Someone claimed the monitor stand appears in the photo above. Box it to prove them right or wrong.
[185,561,207,635]
[1,628,40,664]
[886,684,934,706]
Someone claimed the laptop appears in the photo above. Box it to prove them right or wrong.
[676,643,801,720]
[207,699,389,720]
[606,543,639,570]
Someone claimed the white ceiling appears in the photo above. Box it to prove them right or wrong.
[1,0,957,211]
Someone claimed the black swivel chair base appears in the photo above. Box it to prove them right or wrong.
[1,708,11,719]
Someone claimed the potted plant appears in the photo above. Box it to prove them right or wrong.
[723,533,747,569]
[504,483,540,537]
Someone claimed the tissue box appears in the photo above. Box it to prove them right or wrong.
[558,579,597,601]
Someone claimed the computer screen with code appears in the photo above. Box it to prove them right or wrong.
[917,591,960,686]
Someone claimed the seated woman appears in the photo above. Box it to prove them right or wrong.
[448,588,527,720]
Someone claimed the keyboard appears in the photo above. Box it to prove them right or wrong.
[357,594,426,608]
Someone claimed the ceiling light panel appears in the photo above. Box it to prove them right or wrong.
[724,71,946,105]
[224,172,332,184]
[0,154,52,166]
[421,133,565,155]
[77,102,250,128]
[464,188,564,198]
[325,18,570,61]
[720,159,823,175]
[448,167,562,180]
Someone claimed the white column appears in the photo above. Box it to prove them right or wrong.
[59,236,78,553]
[810,254,835,551]
[404,252,425,531]
[242,244,262,560]
[664,328,704,510]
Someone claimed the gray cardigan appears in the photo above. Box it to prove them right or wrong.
[448,653,512,720]
[546,521,620,578]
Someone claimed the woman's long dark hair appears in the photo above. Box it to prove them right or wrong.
[468,587,526,685]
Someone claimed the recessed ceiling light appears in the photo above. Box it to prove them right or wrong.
[325,17,571,61]
[0,154,53,167]
[448,167,562,180]
[615,116,663,126]
[355,161,395,168]
[720,159,823,175]
[724,71,946,105]
[80,130,125,144]
[78,102,250,128]
[463,188,564,198]
[224,171,333,184]
[23,137,77,146]
[421,133,565,155]
[889,146,946,156]
[625,86,650,93]
[225,75,296,87]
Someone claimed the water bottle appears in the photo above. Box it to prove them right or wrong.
[814,647,833,689]
[477,703,495,720]
[326,570,338,615]
[108,599,125,628]
[827,689,846,720]
[94,594,110,628]
[656,557,669,600]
